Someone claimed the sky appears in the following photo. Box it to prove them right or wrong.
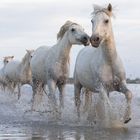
[0,0,140,78]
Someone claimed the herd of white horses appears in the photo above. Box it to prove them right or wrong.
[0,4,132,124]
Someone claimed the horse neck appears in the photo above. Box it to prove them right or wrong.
[56,33,72,65]
[3,61,9,69]
[100,30,117,64]
[3,63,7,68]
[20,54,31,72]
[2,64,6,71]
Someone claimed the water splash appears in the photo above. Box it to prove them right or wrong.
[0,84,127,128]
[72,85,126,128]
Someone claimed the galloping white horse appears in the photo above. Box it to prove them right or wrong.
[0,56,14,90]
[74,4,132,123]
[4,50,34,99]
[31,20,90,111]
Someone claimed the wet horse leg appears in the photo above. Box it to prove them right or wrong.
[58,84,65,108]
[31,78,38,111]
[83,88,92,113]
[17,83,21,100]
[119,83,132,123]
[47,79,58,112]
[74,81,82,120]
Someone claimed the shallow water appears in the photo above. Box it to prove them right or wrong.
[0,124,137,140]
[0,84,140,140]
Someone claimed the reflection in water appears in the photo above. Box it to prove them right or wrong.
[28,126,137,140]
[0,124,136,140]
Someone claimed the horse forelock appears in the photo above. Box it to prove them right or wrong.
[57,21,78,40]
[91,5,113,18]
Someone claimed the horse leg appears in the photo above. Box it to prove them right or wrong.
[74,81,82,119]
[58,84,65,109]
[47,79,58,111]
[38,82,44,104]
[31,78,38,111]
[83,88,92,113]
[10,81,15,93]
[119,83,132,123]
[17,83,21,100]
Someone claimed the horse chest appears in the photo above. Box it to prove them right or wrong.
[49,62,69,81]
[100,64,114,82]
[98,64,121,90]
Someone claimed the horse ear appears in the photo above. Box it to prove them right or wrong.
[11,56,14,58]
[26,49,30,53]
[107,3,112,12]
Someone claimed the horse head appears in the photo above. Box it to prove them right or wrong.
[90,3,113,48]
[3,56,14,65]
[57,20,90,46]
[22,49,34,65]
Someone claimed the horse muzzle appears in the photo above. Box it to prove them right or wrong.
[90,35,101,48]
[80,35,90,46]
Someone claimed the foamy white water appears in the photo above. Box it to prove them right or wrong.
[0,84,139,139]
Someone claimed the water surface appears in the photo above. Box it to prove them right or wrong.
[0,84,139,140]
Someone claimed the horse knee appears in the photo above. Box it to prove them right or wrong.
[74,87,81,107]
[125,90,132,102]
[75,97,81,107]
[119,84,132,102]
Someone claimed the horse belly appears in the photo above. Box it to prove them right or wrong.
[79,74,94,90]
[32,65,46,81]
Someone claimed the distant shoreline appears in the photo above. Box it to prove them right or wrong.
[66,78,140,84]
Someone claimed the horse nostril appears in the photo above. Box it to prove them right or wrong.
[94,36,100,42]
[96,37,99,41]
[83,36,88,42]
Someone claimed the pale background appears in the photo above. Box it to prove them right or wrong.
[0,0,139,78]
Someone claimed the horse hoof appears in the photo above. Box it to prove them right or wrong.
[124,118,131,124]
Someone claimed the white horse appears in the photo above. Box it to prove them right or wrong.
[74,4,132,123]
[31,20,90,111]
[4,50,34,99]
[3,56,14,66]
[0,56,14,90]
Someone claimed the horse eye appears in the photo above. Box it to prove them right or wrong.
[71,28,75,32]
[91,20,93,23]
[6,60,8,63]
[104,19,109,24]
